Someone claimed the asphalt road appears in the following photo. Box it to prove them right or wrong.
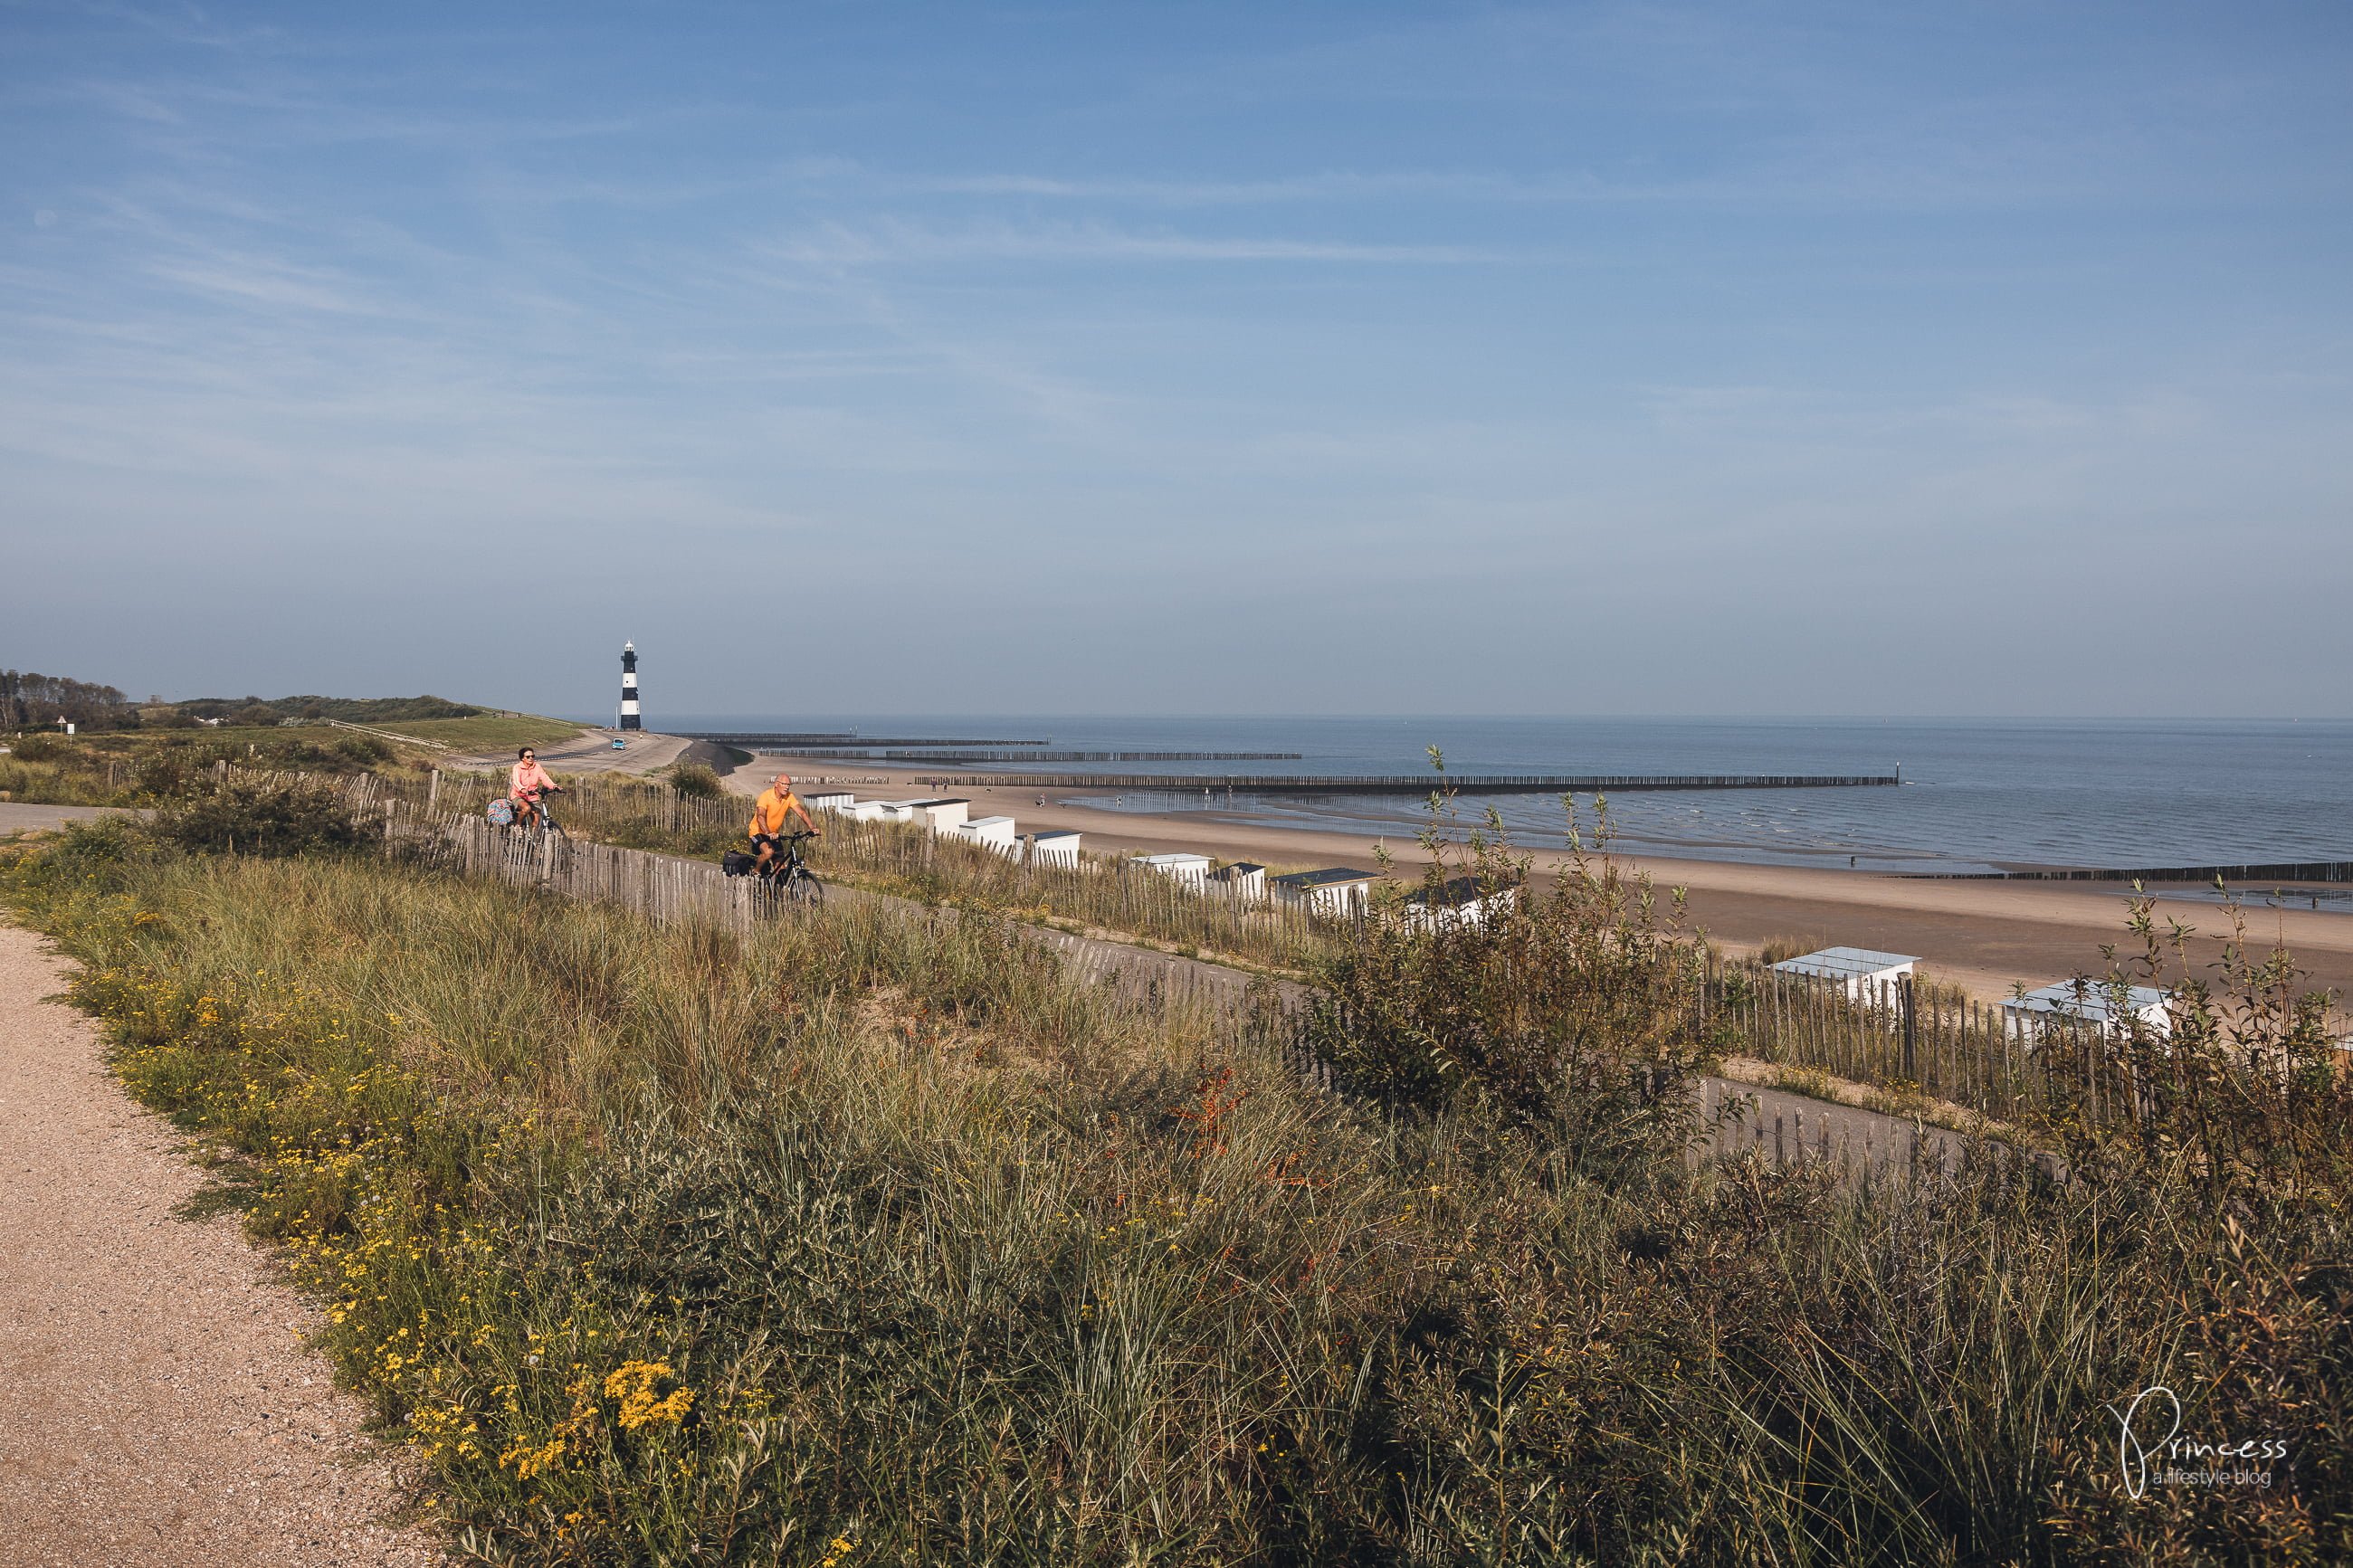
[0,803,119,834]
[445,727,707,777]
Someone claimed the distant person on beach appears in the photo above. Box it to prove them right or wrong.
[748,772,820,874]
[508,746,563,829]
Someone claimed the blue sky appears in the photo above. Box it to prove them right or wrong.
[5,2,2350,717]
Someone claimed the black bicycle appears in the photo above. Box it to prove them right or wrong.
[490,787,566,839]
[758,830,825,907]
[520,787,566,840]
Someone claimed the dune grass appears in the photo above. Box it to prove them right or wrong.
[5,820,2347,1564]
[0,727,410,806]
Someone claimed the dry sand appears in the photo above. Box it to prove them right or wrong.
[729,755,2353,1004]
[0,922,441,1567]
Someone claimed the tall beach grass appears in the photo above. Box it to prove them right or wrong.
[4,812,2347,1563]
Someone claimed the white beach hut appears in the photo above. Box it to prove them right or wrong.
[955,815,1019,856]
[1403,875,1515,931]
[833,799,891,822]
[2003,981,2173,1041]
[1271,868,1377,917]
[1131,851,1213,889]
[1208,862,1266,903]
[876,797,969,832]
[914,798,970,833]
[1029,830,1082,868]
[803,791,854,814]
[1769,946,1918,1001]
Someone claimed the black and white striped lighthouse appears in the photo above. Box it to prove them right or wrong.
[618,641,642,730]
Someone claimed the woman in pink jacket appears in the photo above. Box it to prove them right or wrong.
[508,746,564,829]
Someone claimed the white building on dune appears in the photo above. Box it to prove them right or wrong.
[1208,862,1266,902]
[1769,946,1918,1001]
[1271,868,1377,917]
[1402,876,1515,931]
[874,797,971,832]
[913,798,970,833]
[1131,851,1213,889]
[803,791,854,814]
[2003,981,2173,1041]
[1029,830,1082,868]
[955,815,1019,856]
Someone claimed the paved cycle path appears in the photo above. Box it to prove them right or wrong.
[0,802,120,835]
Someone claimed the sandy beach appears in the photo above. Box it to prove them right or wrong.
[717,754,2353,1003]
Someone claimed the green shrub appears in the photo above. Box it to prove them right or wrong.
[11,733,63,762]
[1309,826,1700,1136]
[153,775,371,857]
[668,762,722,799]
[132,752,196,798]
[3,815,156,892]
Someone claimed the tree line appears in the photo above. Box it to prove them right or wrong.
[2,671,487,733]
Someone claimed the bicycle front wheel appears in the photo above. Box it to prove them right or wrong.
[789,871,825,908]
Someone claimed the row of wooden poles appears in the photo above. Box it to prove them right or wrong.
[399,797,1310,1044]
[421,766,1348,968]
[435,809,782,932]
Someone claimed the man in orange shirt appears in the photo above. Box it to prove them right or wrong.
[748,772,820,874]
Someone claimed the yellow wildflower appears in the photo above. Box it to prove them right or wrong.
[604,1359,694,1431]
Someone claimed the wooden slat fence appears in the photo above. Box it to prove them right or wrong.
[213,761,2167,1136]
[1691,964,2144,1128]
[396,801,1316,1055]
[419,767,1348,970]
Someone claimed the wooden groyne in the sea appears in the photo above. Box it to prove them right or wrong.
[920,773,1901,794]
[748,749,1307,764]
[681,732,1049,747]
[1916,859,2353,885]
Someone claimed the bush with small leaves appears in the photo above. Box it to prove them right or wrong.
[154,775,371,857]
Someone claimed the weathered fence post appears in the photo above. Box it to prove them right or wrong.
[1900,974,1917,1080]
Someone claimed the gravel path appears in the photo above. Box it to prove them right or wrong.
[0,922,443,1567]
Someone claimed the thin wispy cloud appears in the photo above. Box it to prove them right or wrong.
[928,169,1615,205]
[760,218,1506,268]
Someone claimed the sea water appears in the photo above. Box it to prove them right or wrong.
[647,715,2353,876]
